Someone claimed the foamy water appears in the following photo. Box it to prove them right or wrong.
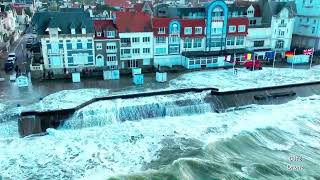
[0,95,320,179]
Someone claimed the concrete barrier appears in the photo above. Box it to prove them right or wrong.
[19,81,320,137]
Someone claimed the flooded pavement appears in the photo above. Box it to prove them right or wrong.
[0,72,182,107]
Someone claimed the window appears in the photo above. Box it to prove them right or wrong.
[210,38,222,47]
[97,32,102,37]
[229,26,236,33]
[106,45,116,51]
[121,38,131,46]
[143,48,150,54]
[212,27,222,34]
[155,48,166,55]
[96,43,102,50]
[238,25,246,33]
[307,18,309,22]
[226,36,235,46]
[281,19,285,25]
[184,27,192,35]
[143,37,150,42]
[158,27,165,34]
[275,40,284,49]
[193,38,202,48]
[249,20,257,25]
[171,24,179,34]
[82,28,86,34]
[132,37,140,43]
[170,35,180,43]
[236,36,244,46]
[156,37,166,44]
[132,48,140,54]
[195,27,202,34]
[87,43,92,49]
[254,40,264,47]
[120,49,131,55]
[77,42,83,49]
[312,27,315,34]
[128,60,138,68]
[71,28,75,35]
[183,38,192,48]
[169,46,179,54]
[107,31,115,38]
[278,31,285,36]
[107,55,116,61]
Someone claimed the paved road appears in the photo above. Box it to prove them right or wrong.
[0,28,35,79]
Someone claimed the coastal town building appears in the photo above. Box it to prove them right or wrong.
[292,0,320,51]
[93,19,120,70]
[115,11,154,72]
[32,9,95,74]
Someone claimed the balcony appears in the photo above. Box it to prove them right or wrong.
[278,23,287,28]
[120,54,131,58]
[48,49,63,55]
[121,42,131,47]
[106,61,118,66]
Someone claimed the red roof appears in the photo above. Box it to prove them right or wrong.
[94,20,117,39]
[180,19,206,38]
[116,12,152,33]
[152,18,205,38]
[105,0,129,9]
[227,17,249,36]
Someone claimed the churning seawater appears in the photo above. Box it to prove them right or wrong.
[0,93,320,180]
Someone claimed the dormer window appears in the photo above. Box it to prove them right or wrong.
[71,28,76,35]
[107,31,115,38]
[97,32,102,37]
[158,27,165,34]
[82,28,86,34]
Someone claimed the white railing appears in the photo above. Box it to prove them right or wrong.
[30,64,43,71]
[106,61,118,66]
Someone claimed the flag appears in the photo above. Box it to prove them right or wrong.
[303,48,314,55]
[245,53,252,61]
[225,55,235,63]
[265,51,275,59]
[285,51,294,57]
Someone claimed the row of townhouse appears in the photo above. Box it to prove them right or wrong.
[31,0,296,75]
[0,2,33,52]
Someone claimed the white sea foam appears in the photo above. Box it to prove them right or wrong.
[22,88,109,112]
[1,95,320,179]
[170,66,320,91]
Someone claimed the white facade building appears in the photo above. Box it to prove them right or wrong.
[119,32,154,69]
[270,4,295,56]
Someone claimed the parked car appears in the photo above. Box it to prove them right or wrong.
[8,53,16,61]
[4,61,14,72]
[26,38,34,49]
[244,60,262,70]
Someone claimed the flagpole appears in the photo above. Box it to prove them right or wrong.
[233,53,236,75]
[292,48,296,70]
[310,47,314,69]
[253,53,255,71]
[272,51,276,75]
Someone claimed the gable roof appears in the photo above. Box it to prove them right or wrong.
[94,19,116,32]
[32,9,94,35]
[115,11,152,33]
[270,1,296,17]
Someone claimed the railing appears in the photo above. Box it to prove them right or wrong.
[120,54,131,58]
[106,61,118,66]
[278,23,287,28]
[121,42,131,47]
[30,64,43,71]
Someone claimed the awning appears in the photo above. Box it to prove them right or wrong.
[182,48,247,58]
